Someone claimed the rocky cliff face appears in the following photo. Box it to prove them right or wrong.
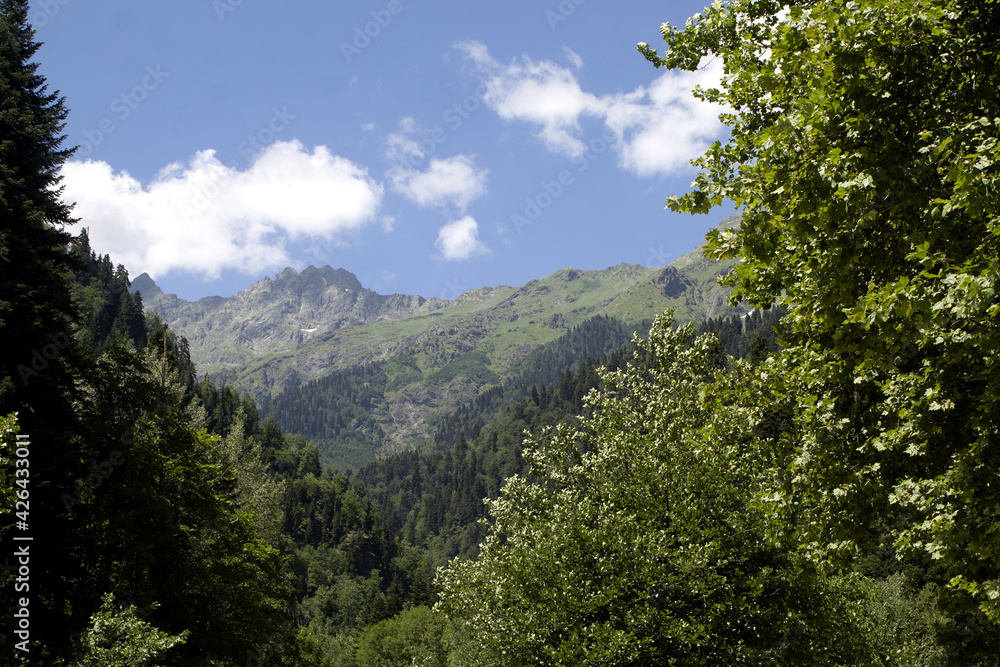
[131,265,449,369]
[652,266,695,298]
[132,215,744,397]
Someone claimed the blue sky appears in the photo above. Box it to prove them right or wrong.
[31,0,732,301]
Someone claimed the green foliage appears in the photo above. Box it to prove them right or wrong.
[0,412,18,517]
[355,606,448,667]
[644,0,1000,640]
[217,407,285,543]
[68,230,147,354]
[265,362,388,471]
[73,593,188,667]
[856,575,949,666]
[427,349,498,385]
[383,351,424,392]
[75,344,291,664]
[437,313,864,665]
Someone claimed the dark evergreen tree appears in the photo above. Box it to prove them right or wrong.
[68,229,147,354]
[0,1,93,656]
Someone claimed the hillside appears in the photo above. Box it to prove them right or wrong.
[131,264,450,370]
[136,214,743,401]
[133,215,744,465]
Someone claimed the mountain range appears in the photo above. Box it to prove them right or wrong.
[132,214,743,464]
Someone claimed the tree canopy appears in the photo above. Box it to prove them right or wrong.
[437,315,867,665]
[4,0,998,662]
[437,0,999,663]
[640,0,999,642]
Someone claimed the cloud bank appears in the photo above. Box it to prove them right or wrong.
[389,155,488,211]
[60,140,383,279]
[457,41,726,177]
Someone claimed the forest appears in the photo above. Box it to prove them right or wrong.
[2,0,998,664]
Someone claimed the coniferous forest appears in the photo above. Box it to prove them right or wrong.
[2,0,999,664]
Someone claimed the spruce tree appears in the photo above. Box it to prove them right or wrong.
[0,0,91,657]
[0,1,79,408]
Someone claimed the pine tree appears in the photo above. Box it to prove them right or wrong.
[0,0,79,409]
[0,0,93,656]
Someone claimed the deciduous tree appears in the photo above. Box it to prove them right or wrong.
[640,0,1000,642]
[437,314,864,665]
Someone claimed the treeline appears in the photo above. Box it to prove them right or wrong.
[263,314,637,473]
[357,308,785,567]
[699,304,786,363]
[0,8,432,659]
[262,361,388,472]
[68,229,148,354]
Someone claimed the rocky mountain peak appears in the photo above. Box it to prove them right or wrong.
[135,265,449,370]
[256,266,361,294]
[129,272,162,298]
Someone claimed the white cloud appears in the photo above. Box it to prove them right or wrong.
[60,140,383,279]
[603,58,726,177]
[384,132,424,164]
[563,46,583,70]
[457,41,603,158]
[389,155,488,211]
[398,116,417,133]
[458,41,727,176]
[455,39,494,71]
[435,216,489,260]
[383,118,488,211]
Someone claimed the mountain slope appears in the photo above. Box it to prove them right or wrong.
[136,215,744,462]
[221,255,739,402]
[131,264,450,370]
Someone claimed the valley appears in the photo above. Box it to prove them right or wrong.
[134,214,743,467]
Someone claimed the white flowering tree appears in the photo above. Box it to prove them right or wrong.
[436,314,863,666]
[74,594,188,666]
